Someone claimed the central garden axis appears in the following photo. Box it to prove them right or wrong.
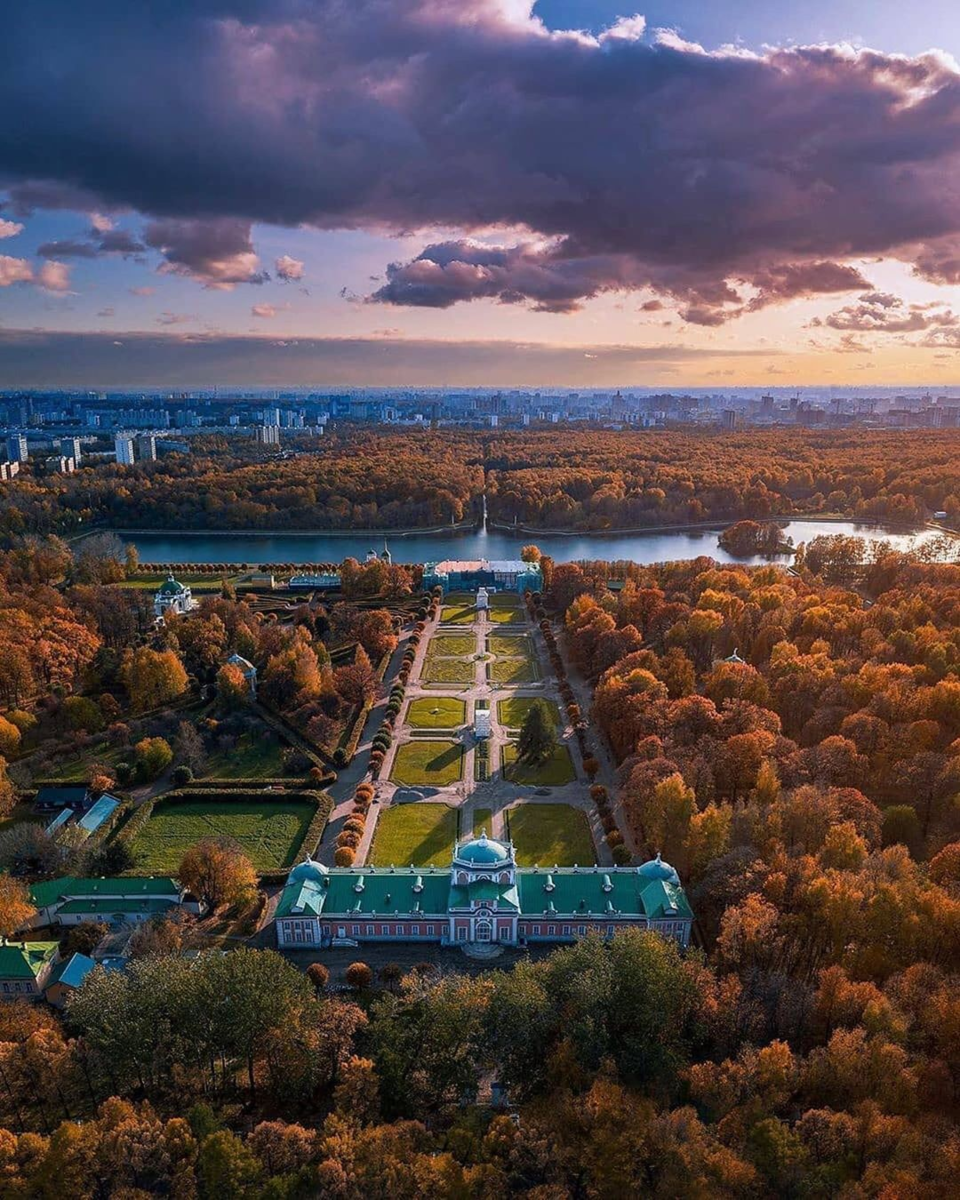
[274,576,693,953]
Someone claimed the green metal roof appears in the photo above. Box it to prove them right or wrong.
[276,865,452,919]
[448,879,520,909]
[158,577,186,594]
[0,942,58,980]
[516,869,693,920]
[30,876,180,909]
[276,865,693,922]
[56,898,178,917]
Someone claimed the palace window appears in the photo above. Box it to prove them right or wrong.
[457,926,466,941]
[412,925,420,935]
[547,925,556,935]
[352,924,360,936]
[365,924,374,935]
[562,925,571,936]
[426,924,435,935]
[577,925,586,936]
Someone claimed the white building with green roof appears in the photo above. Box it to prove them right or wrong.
[0,940,59,999]
[27,876,201,929]
[153,574,196,619]
[275,833,692,952]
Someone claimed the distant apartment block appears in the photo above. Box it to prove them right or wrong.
[135,433,157,461]
[45,456,76,474]
[5,433,28,463]
[60,436,82,461]
[256,423,281,447]
[114,433,136,464]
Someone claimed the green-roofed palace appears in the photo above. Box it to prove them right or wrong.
[275,833,692,951]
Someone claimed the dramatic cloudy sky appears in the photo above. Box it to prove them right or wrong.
[3,0,960,386]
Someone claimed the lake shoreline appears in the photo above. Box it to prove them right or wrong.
[91,513,934,542]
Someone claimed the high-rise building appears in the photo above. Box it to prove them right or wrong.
[135,433,157,461]
[5,433,28,462]
[256,424,281,447]
[60,436,82,461]
[114,433,135,465]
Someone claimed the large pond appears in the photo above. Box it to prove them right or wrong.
[115,519,945,567]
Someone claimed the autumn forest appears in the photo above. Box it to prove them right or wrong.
[3,429,960,536]
[0,429,957,1197]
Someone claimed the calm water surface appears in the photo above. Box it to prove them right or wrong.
[118,520,943,567]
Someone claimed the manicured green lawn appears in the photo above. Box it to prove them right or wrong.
[390,739,464,786]
[130,798,315,873]
[406,697,467,729]
[497,698,561,730]
[488,634,534,657]
[201,730,287,778]
[472,807,493,838]
[440,605,477,624]
[489,592,522,607]
[488,607,523,624]
[508,803,596,867]
[502,741,576,785]
[428,633,476,657]
[488,658,539,684]
[422,657,475,684]
[369,803,458,866]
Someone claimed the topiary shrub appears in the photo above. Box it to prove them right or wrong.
[334,846,356,866]
[172,765,194,786]
[612,844,632,866]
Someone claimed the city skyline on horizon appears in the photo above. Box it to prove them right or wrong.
[5,1,960,387]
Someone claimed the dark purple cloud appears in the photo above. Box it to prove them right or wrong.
[818,292,959,333]
[143,218,267,288]
[4,3,960,317]
[37,227,145,260]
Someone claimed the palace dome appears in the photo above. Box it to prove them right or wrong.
[637,853,680,885]
[287,858,328,884]
[456,831,511,866]
[158,575,187,595]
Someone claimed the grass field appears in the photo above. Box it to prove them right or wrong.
[200,730,287,778]
[440,605,477,624]
[508,803,596,866]
[489,592,522,607]
[497,698,561,730]
[427,633,476,657]
[488,658,539,684]
[369,802,458,866]
[488,634,534,657]
[472,807,493,837]
[390,739,464,785]
[422,657,476,684]
[502,741,576,785]
[117,574,236,591]
[488,607,523,624]
[130,798,315,873]
[406,697,467,729]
